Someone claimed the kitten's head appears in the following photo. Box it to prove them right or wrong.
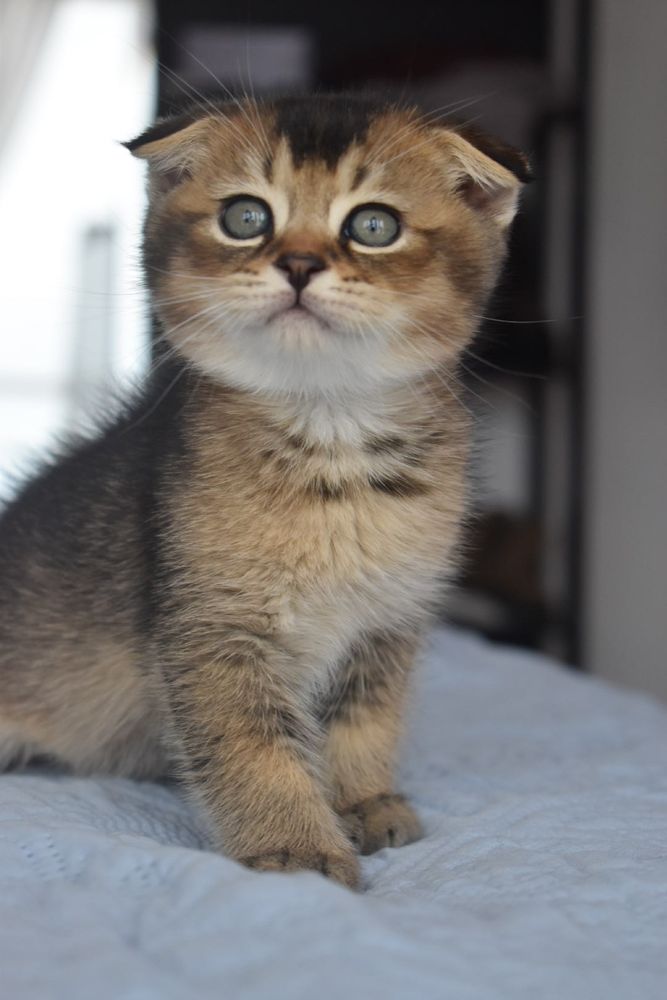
[127,94,530,397]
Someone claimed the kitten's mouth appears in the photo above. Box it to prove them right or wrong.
[270,300,331,330]
[268,299,308,320]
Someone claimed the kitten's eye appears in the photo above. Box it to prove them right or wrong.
[344,204,401,248]
[219,196,272,240]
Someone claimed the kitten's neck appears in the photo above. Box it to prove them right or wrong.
[221,368,462,453]
[171,365,468,492]
[273,390,401,450]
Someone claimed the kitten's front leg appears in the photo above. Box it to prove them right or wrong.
[160,630,359,888]
[323,633,423,855]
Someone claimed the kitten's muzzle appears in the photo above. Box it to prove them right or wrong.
[274,252,326,294]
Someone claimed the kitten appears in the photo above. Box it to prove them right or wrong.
[0,94,529,888]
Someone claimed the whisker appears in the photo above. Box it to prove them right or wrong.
[402,315,539,414]
[160,299,225,340]
[125,364,192,431]
[146,265,251,284]
[151,55,265,169]
[456,357,536,414]
[379,315,473,416]
[474,315,569,325]
[237,43,273,161]
[153,290,223,308]
[463,347,547,382]
[367,94,491,168]
[155,27,272,162]
[376,113,483,171]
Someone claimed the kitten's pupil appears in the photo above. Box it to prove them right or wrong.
[221,196,272,240]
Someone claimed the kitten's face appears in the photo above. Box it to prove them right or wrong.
[129,96,528,396]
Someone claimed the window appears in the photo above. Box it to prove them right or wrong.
[0,0,155,498]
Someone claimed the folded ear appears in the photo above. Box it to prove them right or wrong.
[434,125,532,228]
[124,113,212,186]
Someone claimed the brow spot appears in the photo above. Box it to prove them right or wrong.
[351,165,368,190]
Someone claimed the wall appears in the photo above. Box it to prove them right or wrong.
[584,0,667,699]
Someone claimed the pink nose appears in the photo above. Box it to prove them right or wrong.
[274,252,326,293]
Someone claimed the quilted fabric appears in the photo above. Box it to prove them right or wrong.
[1,628,666,999]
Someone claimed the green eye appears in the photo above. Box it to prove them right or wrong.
[220,196,272,240]
[344,204,401,247]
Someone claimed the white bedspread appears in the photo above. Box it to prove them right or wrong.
[1,628,666,1000]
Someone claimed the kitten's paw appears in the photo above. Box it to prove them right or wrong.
[240,847,361,889]
[341,793,423,855]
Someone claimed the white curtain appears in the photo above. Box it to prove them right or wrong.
[0,0,57,154]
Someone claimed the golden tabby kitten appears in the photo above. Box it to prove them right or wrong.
[0,95,529,888]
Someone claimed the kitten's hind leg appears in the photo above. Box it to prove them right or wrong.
[0,643,168,780]
[323,632,423,855]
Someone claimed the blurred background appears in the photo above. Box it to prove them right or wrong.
[1,0,665,699]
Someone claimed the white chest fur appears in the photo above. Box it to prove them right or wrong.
[181,380,467,683]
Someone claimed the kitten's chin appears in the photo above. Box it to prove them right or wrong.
[267,305,333,344]
[179,318,417,397]
[170,307,437,397]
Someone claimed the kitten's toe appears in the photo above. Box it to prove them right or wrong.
[240,847,361,889]
[341,793,423,855]
[340,810,365,851]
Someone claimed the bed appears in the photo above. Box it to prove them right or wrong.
[1,628,666,999]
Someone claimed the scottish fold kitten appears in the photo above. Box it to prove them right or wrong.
[0,94,529,888]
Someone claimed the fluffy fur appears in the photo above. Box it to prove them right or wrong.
[0,94,528,888]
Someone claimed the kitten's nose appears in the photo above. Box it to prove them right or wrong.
[274,252,326,293]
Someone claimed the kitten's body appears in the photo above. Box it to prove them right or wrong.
[0,95,528,887]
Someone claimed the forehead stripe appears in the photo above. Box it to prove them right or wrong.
[273,96,380,169]
[351,165,368,191]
